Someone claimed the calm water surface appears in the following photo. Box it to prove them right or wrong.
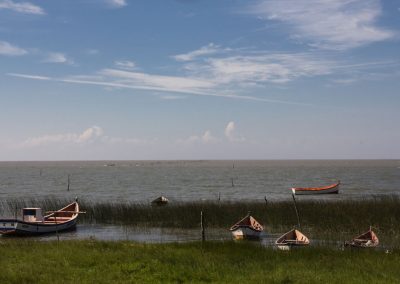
[0,160,399,202]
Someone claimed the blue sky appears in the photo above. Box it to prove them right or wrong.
[0,0,399,160]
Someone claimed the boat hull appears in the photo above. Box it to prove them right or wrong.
[231,227,262,240]
[277,243,308,251]
[292,183,340,195]
[0,218,77,236]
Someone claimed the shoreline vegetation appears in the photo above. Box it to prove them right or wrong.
[0,240,399,283]
[1,196,400,247]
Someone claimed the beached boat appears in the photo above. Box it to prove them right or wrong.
[151,196,169,206]
[229,213,264,240]
[0,201,81,236]
[275,229,310,250]
[291,181,340,195]
[345,227,379,248]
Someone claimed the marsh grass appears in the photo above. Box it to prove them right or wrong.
[1,196,400,247]
[0,240,399,283]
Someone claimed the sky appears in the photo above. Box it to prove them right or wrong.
[0,0,399,160]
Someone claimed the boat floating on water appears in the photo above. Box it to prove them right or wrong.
[229,213,264,240]
[0,201,83,236]
[151,196,169,206]
[291,181,340,195]
[275,229,310,250]
[345,227,379,248]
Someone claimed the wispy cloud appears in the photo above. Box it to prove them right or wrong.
[114,60,136,70]
[21,126,104,148]
[0,0,45,15]
[106,0,127,8]
[172,43,227,62]
[177,130,219,145]
[7,73,50,80]
[249,0,394,50]
[186,53,334,84]
[224,121,245,142]
[0,40,27,56]
[44,52,74,64]
[19,126,149,148]
[13,46,396,105]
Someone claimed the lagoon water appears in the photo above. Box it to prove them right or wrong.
[0,160,399,203]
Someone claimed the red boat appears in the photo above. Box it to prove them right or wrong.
[291,181,340,195]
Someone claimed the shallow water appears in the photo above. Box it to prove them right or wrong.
[0,160,399,202]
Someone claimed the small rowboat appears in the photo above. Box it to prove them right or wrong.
[151,196,169,206]
[275,229,310,250]
[0,201,83,236]
[229,213,264,240]
[345,227,379,248]
[292,181,340,195]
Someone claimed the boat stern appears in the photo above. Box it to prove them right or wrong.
[0,219,18,235]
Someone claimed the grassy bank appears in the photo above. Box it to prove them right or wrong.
[2,196,400,247]
[0,240,399,283]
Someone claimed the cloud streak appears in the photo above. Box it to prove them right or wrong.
[44,52,74,64]
[0,40,27,56]
[19,126,149,148]
[8,72,310,105]
[0,0,45,15]
[250,0,394,50]
[172,43,227,62]
[106,0,127,8]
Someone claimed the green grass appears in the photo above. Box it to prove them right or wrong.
[0,240,399,283]
[2,196,400,247]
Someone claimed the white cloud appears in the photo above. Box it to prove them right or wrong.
[224,121,245,142]
[114,60,136,70]
[172,43,225,62]
[0,40,27,56]
[99,68,215,91]
[250,0,394,50]
[177,130,218,145]
[44,52,73,64]
[21,126,104,148]
[0,0,45,15]
[7,73,50,80]
[106,0,127,8]
[19,126,150,148]
[187,53,333,84]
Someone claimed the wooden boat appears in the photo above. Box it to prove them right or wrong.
[292,181,340,195]
[151,196,169,206]
[345,227,379,248]
[275,229,310,250]
[0,201,82,236]
[229,213,264,240]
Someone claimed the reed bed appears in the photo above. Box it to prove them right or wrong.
[1,196,400,246]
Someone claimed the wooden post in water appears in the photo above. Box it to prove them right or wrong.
[67,174,70,191]
[200,211,205,242]
[264,196,268,206]
[218,192,221,202]
[231,177,234,187]
[292,193,301,230]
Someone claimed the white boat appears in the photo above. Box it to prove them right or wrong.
[229,213,264,240]
[291,181,340,195]
[275,229,310,250]
[151,196,169,206]
[0,201,82,236]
